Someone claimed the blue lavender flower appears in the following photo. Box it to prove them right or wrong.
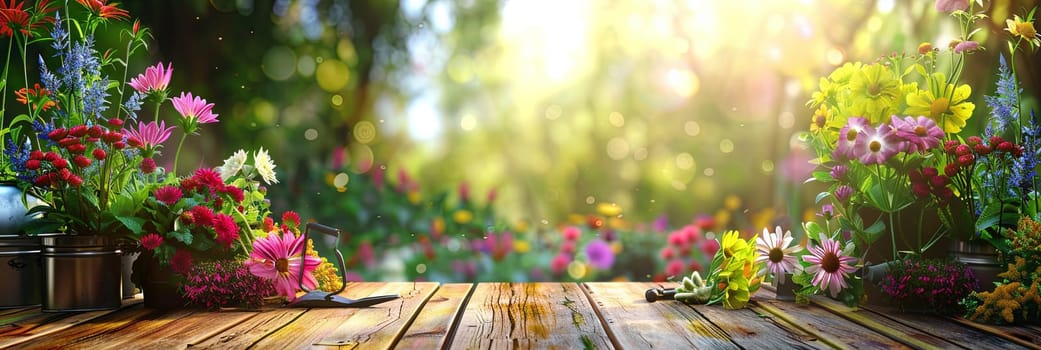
[50,13,68,54]
[39,55,61,92]
[984,55,1020,136]
[123,91,145,121]
[82,77,110,118]
[1011,111,1039,194]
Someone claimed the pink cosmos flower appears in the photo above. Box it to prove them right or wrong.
[123,121,174,155]
[802,237,858,297]
[833,117,871,161]
[172,92,219,128]
[247,231,321,301]
[890,115,944,153]
[585,239,615,270]
[854,123,901,165]
[755,226,802,284]
[953,40,980,54]
[128,62,173,94]
[140,233,163,250]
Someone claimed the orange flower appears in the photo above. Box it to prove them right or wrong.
[14,83,58,111]
[75,0,129,21]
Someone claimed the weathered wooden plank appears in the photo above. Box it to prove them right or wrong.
[864,310,1031,350]
[948,317,1041,350]
[7,306,158,348]
[449,283,613,350]
[0,295,143,348]
[92,309,258,349]
[585,282,829,349]
[255,282,439,349]
[751,292,912,350]
[804,292,967,349]
[188,282,388,349]
[394,283,474,350]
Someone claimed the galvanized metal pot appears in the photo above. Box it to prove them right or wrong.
[0,235,42,308]
[42,235,122,312]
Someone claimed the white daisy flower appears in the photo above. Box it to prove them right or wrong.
[254,147,278,185]
[218,149,248,180]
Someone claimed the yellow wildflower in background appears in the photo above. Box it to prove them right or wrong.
[904,73,974,133]
[513,240,530,254]
[597,203,622,217]
[453,209,473,224]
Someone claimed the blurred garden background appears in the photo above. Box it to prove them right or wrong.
[5,0,1040,282]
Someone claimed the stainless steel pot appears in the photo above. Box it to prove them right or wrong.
[41,235,122,312]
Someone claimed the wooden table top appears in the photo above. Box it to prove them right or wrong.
[1,282,1039,349]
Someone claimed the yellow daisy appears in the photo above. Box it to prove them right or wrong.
[904,73,975,133]
[848,63,902,124]
[1006,14,1041,47]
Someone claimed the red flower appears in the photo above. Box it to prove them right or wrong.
[92,148,106,160]
[192,167,224,193]
[281,211,300,228]
[72,155,91,168]
[75,0,129,21]
[51,157,67,169]
[154,185,183,206]
[189,205,215,227]
[126,136,143,148]
[43,151,58,161]
[213,214,239,248]
[29,150,43,160]
[14,83,58,111]
[87,125,102,138]
[223,185,244,203]
[66,143,86,154]
[262,216,275,232]
[171,250,193,275]
[69,125,88,137]
[140,157,156,174]
[140,233,163,250]
[67,175,83,187]
[107,117,123,128]
[0,0,57,38]
[25,159,40,170]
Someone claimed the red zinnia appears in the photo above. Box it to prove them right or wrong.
[213,213,239,248]
[140,157,156,174]
[281,211,301,228]
[154,185,183,206]
[92,148,106,160]
[171,250,193,275]
[190,205,215,227]
[223,185,244,203]
[140,233,163,250]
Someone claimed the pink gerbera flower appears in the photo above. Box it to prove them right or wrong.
[802,237,858,297]
[171,92,219,133]
[124,121,174,157]
[890,115,944,154]
[755,226,803,284]
[128,62,173,95]
[246,231,321,301]
[854,123,901,165]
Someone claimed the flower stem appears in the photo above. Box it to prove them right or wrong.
[173,132,188,174]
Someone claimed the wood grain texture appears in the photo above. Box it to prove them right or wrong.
[751,294,913,350]
[94,309,258,350]
[583,282,828,350]
[394,283,473,350]
[864,310,1031,350]
[804,293,965,349]
[0,295,143,348]
[449,283,613,350]
[255,282,438,349]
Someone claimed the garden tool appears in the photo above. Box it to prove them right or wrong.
[287,223,400,308]
[644,285,677,302]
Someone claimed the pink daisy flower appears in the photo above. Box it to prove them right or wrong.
[246,231,321,301]
[890,115,944,154]
[755,226,803,284]
[833,117,871,161]
[123,121,174,155]
[171,92,219,132]
[802,237,858,297]
[128,62,173,95]
[854,123,901,165]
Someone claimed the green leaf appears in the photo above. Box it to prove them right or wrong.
[115,216,145,235]
[815,191,831,204]
[168,227,193,245]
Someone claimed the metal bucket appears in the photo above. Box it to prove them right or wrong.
[0,235,42,308]
[42,235,122,312]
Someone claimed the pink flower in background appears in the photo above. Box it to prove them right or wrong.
[701,239,720,256]
[562,226,581,241]
[246,231,321,301]
[953,40,980,54]
[802,237,858,297]
[665,259,685,277]
[585,239,615,270]
[140,233,163,250]
[935,0,968,13]
[550,253,571,275]
[128,62,173,94]
[458,181,470,203]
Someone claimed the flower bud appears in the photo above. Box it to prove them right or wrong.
[68,175,83,187]
[957,154,975,167]
[67,143,87,154]
[917,42,933,55]
[930,175,949,188]
[30,150,44,160]
[73,155,92,168]
[51,157,68,169]
[44,152,59,162]
[113,141,126,150]
[944,163,959,177]
[966,136,982,146]
[922,167,939,178]
[954,144,971,157]
[47,128,68,140]
[989,136,1005,146]
[87,125,103,138]
[140,158,157,174]
[92,148,107,160]
[107,118,124,128]
[25,159,41,170]
[69,125,88,137]
[944,140,960,155]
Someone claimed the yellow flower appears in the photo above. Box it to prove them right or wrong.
[904,73,975,133]
[828,61,863,85]
[720,230,749,258]
[513,240,530,254]
[810,106,829,132]
[1006,14,1041,47]
[597,203,622,217]
[453,209,473,224]
[848,63,902,123]
[724,195,742,211]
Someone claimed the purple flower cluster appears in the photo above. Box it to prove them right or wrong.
[833,115,944,165]
[181,259,276,310]
[879,257,979,315]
